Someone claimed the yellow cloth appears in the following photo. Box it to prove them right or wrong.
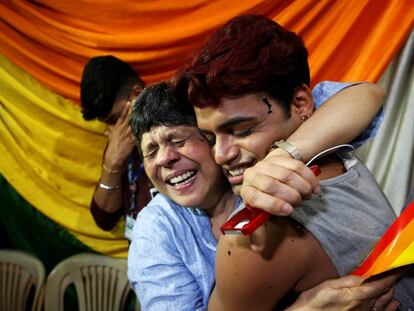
[0,55,128,257]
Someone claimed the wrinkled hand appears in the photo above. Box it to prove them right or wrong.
[104,101,136,169]
[241,149,320,251]
[287,270,403,311]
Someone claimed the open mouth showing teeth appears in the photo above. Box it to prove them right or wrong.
[168,171,197,186]
[228,167,246,177]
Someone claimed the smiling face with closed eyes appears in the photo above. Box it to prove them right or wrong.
[140,124,230,211]
[195,93,302,195]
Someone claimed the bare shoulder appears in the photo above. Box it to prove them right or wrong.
[210,218,338,310]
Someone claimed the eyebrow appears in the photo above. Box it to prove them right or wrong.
[142,128,192,151]
[164,130,185,141]
[198,116,255,135]
[216,116,256,130]
[141,141,157,154]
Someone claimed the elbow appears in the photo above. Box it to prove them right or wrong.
[368,83,386,107]
[90,201,122,231]
[92,213,118,231]
[94,219,117,231]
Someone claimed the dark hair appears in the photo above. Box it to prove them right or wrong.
[172,14,310,117]
[131,82,197,157]
[80,55,144,120]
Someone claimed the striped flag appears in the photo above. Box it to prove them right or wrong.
[353,200,414,277]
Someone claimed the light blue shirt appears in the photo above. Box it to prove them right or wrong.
[127,81,384,310]
[128,193,227,310]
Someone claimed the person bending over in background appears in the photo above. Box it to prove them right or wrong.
[80,55,153,239]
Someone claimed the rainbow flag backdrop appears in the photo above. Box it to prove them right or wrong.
[1,1,413,263]
[354,200,414,277]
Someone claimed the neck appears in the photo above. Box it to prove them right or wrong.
[206,188,238,240]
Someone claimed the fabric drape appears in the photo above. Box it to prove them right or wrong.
[357,29,414,213]
[0,1,413,257]
[0,176,95,272]
[0,55,129,256]
[1,1,412,102]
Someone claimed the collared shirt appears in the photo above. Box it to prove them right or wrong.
[128,193,225,310]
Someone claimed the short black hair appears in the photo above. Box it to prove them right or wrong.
[80,55,144,120]
[131,82,197,157]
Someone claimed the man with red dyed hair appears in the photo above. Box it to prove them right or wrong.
[176,14,413,309]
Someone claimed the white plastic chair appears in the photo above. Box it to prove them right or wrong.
[0,249,45,311]
[44,253,139,311]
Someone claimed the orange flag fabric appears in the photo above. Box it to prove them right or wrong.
[0,0,413,103]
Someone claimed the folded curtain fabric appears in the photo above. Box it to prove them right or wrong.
[0,0,413,257]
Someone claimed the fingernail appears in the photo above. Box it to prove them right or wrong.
[313,186,321,194]
[281,204,293,215]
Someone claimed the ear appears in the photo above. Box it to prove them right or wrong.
[130,84,143,99]
[291,84,314,120]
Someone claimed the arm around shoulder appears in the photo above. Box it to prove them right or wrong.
[285,82,385,162]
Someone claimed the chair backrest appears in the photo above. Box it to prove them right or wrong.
[44,253,137,311]
[0,249,46,311]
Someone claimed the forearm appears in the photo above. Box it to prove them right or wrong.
[90,165,124,230]
[92,167,123,214]
[90,173,122,231]
[93,142,130,211]
[286,83,384,162]
[92,187,123,214]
